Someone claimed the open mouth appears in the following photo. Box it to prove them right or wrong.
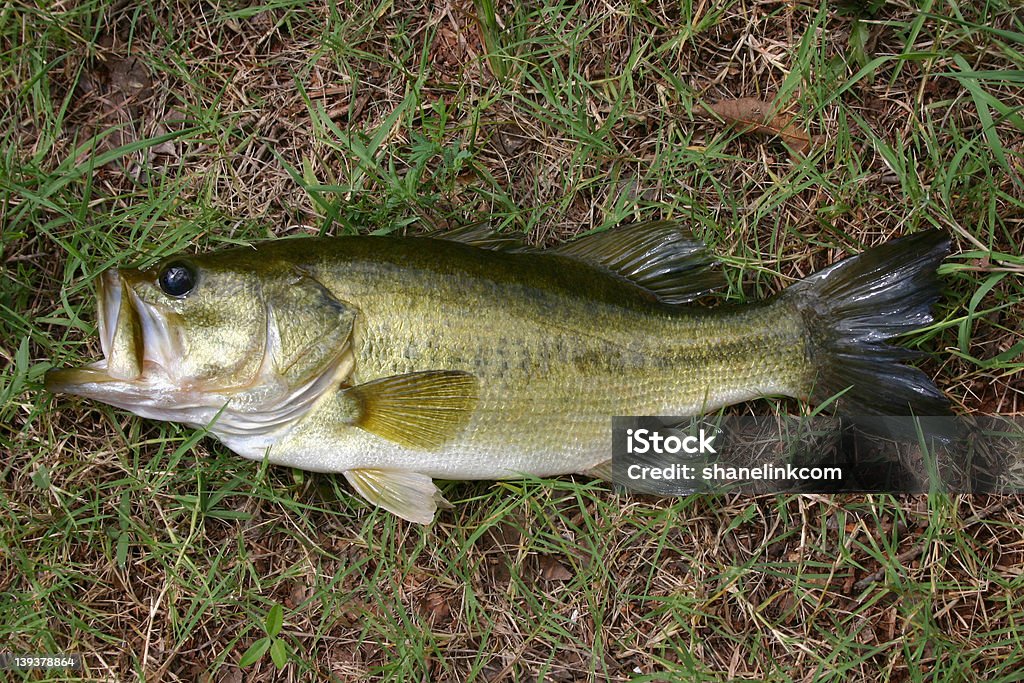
[98,269,144,381]
[45,269,173,395]
[96,269,118,367]
[44,270,139,394]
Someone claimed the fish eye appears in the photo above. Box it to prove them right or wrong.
[157,261,197,297]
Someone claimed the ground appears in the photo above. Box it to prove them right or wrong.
[2,0,1023,680]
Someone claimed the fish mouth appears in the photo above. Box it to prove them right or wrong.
[45,269,176,398]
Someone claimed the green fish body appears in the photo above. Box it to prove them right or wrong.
[46,224,951,522]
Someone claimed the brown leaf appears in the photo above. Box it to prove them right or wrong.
[418,591,452,625]
[108,55,153,100]
[538,555,573,582]
[477,519,524,586]
[220,667,243,683]
[709,97,816,154]
[285,580,312,609]
[72,45,156,171]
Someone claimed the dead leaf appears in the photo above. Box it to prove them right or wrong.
[285,581,312,609]
[220,667,243,683]
[418,591,452,625]
[71,37,158,172]
[108,55,153,101]
[477,519,524,586]
[709,97,817,154]
[538,555,573,582]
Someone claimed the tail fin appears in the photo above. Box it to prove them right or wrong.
[784,230,952,416]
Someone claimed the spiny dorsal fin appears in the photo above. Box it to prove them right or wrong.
[427,222,529,252]
[552,221,725,304]
[344,468,449,523]
[342,370,479,450]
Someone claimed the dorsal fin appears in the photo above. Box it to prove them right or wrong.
[427,222,530,252]
[552,221,725,304]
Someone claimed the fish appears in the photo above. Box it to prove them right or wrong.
[45,223,952,523]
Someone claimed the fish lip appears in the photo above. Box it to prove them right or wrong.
[97,269,120,365]
[43,366,118,394]
[45,268,133,395]
[101,268,149,381]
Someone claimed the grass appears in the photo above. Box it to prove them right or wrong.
[2,0,1023,680]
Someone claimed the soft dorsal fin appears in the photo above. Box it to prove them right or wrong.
[552,221,725,304]
[427,222,529,252]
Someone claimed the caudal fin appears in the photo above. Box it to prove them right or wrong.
[784,230,952,416]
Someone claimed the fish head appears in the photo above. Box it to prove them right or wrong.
[45,254,269,406]
[45,249,355,436]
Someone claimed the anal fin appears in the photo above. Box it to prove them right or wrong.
[344,468,448,524]
[583,460,614,482]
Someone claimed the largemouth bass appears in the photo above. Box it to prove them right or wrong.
[46,224,951,522]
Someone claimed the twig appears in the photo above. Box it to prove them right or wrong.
[854,499,1010,591]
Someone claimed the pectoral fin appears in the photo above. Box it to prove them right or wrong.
[344,468,449,523]
[341,370,479,450]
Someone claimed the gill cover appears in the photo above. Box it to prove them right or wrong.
[261,270,358,390]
